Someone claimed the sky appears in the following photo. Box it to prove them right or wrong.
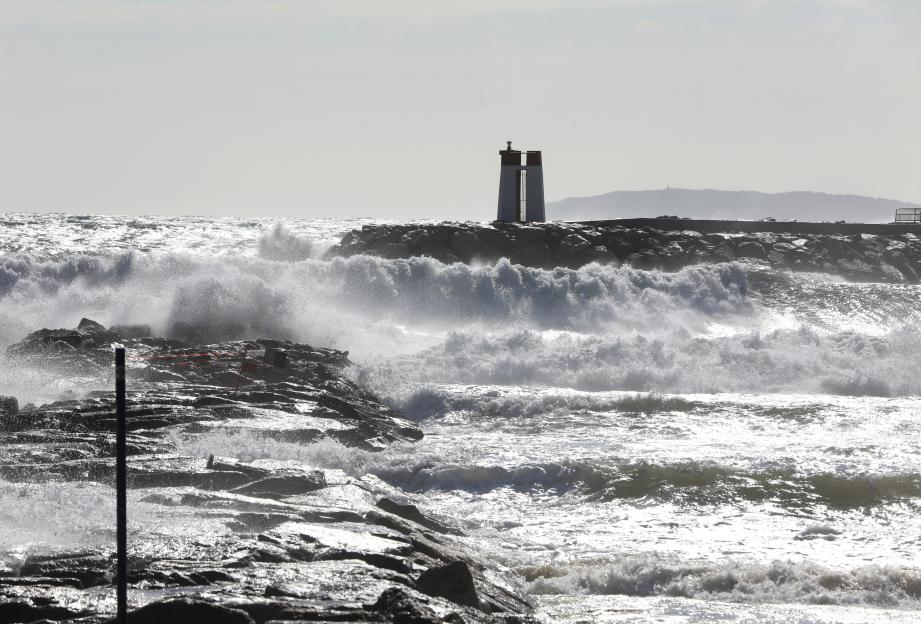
[2,0,920,219]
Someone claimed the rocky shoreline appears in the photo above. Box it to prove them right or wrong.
[0,320,536,623]
[327,220,921,283]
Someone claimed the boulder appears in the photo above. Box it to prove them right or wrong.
[0,601,85,622]
[0,395,17,416]
[9,319,124,355]
[111,323,152,339]
[77,318,107,333]
[20,328,85,351]
[416,560,479,608]
[735,241,766,259]
[370,587,440,623]
[509,242,552,268]
[377,497,456,535]
[557,234,592,261]
[449,230,481,259]
[626,250,660,270]
[230,472,327,499]
[574,245,618,267]
[124,598,254,624]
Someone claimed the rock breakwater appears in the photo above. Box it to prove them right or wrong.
[327,221,921,283]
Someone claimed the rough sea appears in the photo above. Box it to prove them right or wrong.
[2,213,921,623]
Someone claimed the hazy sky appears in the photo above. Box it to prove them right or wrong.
[2,0,920,219]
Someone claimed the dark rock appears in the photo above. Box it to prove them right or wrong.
[772,242,799,253]
[0,601,85,623]
[766,250,788,265]
[0,395,17,417]
[509,241,552,268]
[370,587,440,624]
[230,472,327,499]
[735,241,766,259]
[416,560,479,608]
[450,230,480,259]
[626,250,660,270]
[8,320,122,356]
[557,233,592,260]
[124,598,254,624]
[111,323,153,339]
[326,221,921,283]
[377,498,457,535]
[0,330,534,624]
[77,318,107,333]
[264,347,288,368]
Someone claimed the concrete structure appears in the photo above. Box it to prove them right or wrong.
[497,141,545,222]
[895,207,921,223]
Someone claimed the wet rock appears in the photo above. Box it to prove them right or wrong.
[263,347,288,368]
[7,319,120,356]
[125,598,254,624]
[557,233,592,259]
[111,323,153,339]
[735,240,766,259]
[509,241,552,268]
[230,472,327,499]
[0,328,535,624]
[416,560,479,608]
[370,587,440,623]
[0,600,85,623]
[450,229,481,259]
[0,395,17,417]
[77,317,107,333]
[377,498,457,535]
[626,250,660,270]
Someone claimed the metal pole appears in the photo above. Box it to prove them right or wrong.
[115,347,127,624]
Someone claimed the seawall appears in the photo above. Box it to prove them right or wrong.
[327,219,921,284]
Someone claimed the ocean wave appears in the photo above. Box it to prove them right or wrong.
[396,387,696,422]
[170,430,921,509]
[256,223,314,262]
[526,556,921,608]
[1,250,917,396]
[387,460,921,509]
[370,325,921,396]
[0,252,749,350]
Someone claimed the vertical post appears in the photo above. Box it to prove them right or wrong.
[114,347,127,624]
[233,348,248,396]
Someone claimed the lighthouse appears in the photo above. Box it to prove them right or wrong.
[497,141,545,223]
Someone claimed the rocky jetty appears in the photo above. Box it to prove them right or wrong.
[0,321,536,623]
[327,221,921,283]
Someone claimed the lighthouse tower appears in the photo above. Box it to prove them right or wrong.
[497,141,545,222]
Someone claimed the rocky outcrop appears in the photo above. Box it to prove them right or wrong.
[0,320,536,623]
[327,221,921,283]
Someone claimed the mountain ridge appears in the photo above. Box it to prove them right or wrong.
[548,188,920,223]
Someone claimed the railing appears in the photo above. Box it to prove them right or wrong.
[895,207,921,223]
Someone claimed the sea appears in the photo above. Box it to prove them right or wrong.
[2,213,921,623]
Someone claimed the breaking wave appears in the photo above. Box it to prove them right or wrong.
[2,250,918,396]
[371,325,921,396]
[0,252,748,349]
[526,556,921,608]
[383,461,921,509]
[256,223,314,262]
[396,387,697,422]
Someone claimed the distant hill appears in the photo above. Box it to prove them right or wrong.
[548,188,919,223]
